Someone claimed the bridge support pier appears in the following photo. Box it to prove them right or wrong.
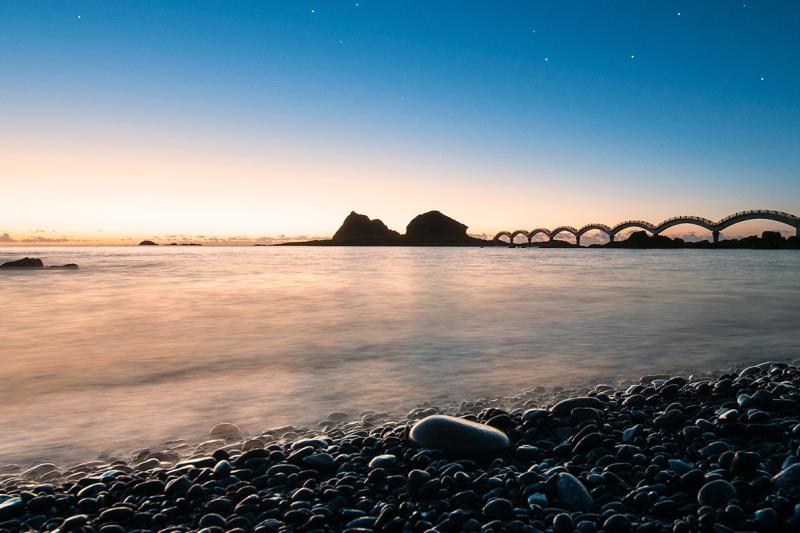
[712,231,720,245]
[609,234,615,243]
[796,226,799,238]
[575,236,581,247]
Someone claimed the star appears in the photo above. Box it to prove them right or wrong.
[339,40,343,44]
[544,57,549,62]
[760,76,765,81]
[77,15,81,19]
[311,9,315,14]
[677,11,681,16]
[630,54,636,59]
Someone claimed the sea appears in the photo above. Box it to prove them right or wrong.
[1,246,798,465]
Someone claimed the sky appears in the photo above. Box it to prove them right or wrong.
[1,1,799,244]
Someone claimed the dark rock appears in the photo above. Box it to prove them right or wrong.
[554,472,593,511]
[697,479,736,507]
[551,397,604,416]
[368,454,397,469]
[0,257,43,269]
[773,464,800,497]
[409,415,509,457]
[47,263,79,270]
[0,497,23,519]
[483,497,514,519]
[602,514,631,533]
[138,240,158,246]
[730,451,760,477]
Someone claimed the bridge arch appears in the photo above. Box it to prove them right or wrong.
[609,220,657,238]
[550,226,580,245]
[510,230,530,244]
[577,223,612,237]
[655,216,716,234]
[527,228,552,243]
[715,210,800,236]
[576,223,612,245]
[493,231,512,243]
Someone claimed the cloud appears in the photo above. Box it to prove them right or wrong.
[19,236,77,243]
[0,233,16,242]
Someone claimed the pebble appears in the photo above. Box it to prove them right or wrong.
[697,479,737,507]
[554,472,593,511]
[409,415,509,457]
[208,423,242,440]
[773,463,800,497]
[550,397,604,416]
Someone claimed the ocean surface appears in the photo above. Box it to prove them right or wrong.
[1,246,799,465]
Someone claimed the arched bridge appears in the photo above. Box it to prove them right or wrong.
[493,210,800,245]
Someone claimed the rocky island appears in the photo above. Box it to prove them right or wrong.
[282,210,492,246]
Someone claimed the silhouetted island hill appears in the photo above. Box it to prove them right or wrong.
[281,211,489,246]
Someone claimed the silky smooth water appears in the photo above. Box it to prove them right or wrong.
[1,246,798,465]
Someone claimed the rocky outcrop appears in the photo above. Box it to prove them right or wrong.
[0,258,78,270]
[0,257,44,269]
[405,211,471,244]
[283,210,489,246]
[331,212,401,244]
[138,240,158,246]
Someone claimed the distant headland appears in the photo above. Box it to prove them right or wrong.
[280,209,800,249]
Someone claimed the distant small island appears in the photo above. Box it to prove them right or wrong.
[138,241,202,246]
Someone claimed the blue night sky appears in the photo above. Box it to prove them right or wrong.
[1,1,798,241]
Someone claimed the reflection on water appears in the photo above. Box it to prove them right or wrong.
[1,246,799,464]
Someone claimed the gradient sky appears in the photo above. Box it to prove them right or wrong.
[1,1,799,244]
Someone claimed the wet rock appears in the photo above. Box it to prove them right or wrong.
[0,257,43,269]
[773,463,800,497]
[368,454,397,469]
[697,479,737,507]
[551,397,604,416]
[209,423,242,440]
[554,472,593,511]
[409,415,509,457]
[482,497,513,519]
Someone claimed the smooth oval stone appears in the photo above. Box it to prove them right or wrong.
[77,482,106,499]
[303,453,334,469]
[409,415,509,457]
[482,498,513,519]
[773,464,800,497]
[697,479,736,507]
[554,472,593,512]
[0,497,23,520]
[164,475,191,496]
[209,423,242,440]
[551,397,604,416]
[368,454,398,469]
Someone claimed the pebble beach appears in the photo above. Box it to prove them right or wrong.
[3,361,800,532]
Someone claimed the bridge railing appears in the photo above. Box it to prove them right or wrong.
[496,210,799,242]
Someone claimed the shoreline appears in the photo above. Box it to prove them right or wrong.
[3,361,800,531]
